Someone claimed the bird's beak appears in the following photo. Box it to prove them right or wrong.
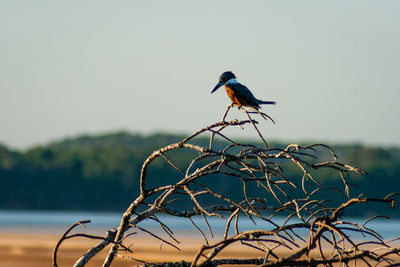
[211,81,224,94]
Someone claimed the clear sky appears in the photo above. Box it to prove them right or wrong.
[1,1,399,149]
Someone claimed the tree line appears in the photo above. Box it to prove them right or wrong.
[0,131,399,216]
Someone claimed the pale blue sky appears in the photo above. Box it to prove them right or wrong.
[0,1,399,149]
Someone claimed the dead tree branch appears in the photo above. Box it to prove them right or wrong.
[54,108,399,267]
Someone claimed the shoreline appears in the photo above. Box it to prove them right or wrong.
[1,228,399,267]
[0,231,264,267]
[0,225,400,267]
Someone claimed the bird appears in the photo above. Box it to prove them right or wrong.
[211,71,276,110]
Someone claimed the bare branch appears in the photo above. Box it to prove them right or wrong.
[52,111,399,267]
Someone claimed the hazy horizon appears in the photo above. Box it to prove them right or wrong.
[1,128,397,152]
[1,1,399,149]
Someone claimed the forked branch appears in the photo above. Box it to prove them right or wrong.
[53,108,399,267]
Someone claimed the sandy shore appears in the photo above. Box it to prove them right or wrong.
[1,230,399,267]
[0,230,264,267]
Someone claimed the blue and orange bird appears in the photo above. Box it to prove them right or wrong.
[211,71,276,109]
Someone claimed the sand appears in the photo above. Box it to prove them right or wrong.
[1,230,399,267]
[0,230,264,267]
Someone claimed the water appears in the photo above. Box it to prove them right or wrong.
[0,210,399,240]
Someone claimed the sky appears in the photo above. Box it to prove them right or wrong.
[0,1,399,150]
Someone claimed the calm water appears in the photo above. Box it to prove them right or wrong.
[0,210,399,240]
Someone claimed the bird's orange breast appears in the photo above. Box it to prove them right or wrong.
[225,86,247,106]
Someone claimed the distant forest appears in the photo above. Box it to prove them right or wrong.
[0,132,399,217]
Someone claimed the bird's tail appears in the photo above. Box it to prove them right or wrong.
[258,99,276,105]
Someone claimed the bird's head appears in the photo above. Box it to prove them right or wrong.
[211,71,236,93]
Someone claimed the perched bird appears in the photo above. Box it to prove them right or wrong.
[211,71,276,109]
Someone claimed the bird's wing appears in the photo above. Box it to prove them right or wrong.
[229,83,259,107]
